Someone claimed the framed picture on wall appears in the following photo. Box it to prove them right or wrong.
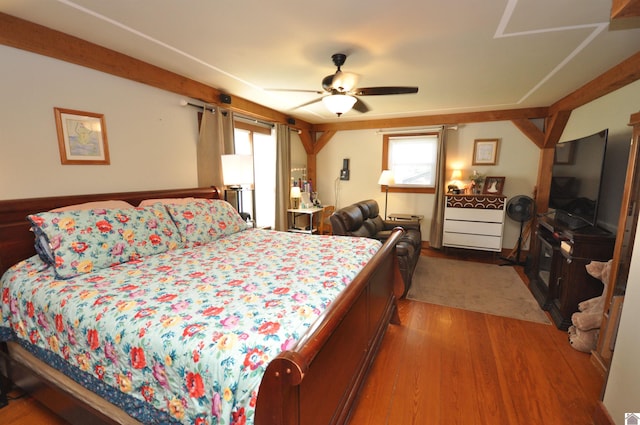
[482,176,505,195]
[54,107,110,165]
[472,138,499,165]
[554,142,574,164]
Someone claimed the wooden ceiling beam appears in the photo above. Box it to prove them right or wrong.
[549,50,640,116]
[0,12,312,131]
[611,0,640,18]
[310,107,549,132]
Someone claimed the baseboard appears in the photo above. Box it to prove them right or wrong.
[592,401,615,425]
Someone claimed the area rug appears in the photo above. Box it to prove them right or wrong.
[407,256,550,324]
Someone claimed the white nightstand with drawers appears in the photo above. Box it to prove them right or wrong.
[443,194,506,252]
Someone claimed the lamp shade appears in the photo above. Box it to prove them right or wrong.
[451,169,462,181]
[221,154,254,187]
[322,94,357,116]
[290,186,301,199]
[378,170,395,186]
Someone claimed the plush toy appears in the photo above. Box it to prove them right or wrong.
[567,259,612,352]
[568,325,599,353]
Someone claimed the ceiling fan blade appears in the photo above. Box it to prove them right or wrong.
[352,97,369,113]
[354,86,419,96]
[266,88,324,94]
[290,96,324,110]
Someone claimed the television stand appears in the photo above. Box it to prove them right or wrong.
[553,210,592,230]
[528,215,615,330]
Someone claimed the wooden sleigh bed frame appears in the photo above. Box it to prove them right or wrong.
[0,187,403,425]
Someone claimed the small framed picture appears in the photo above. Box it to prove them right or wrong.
[482,176,505,195]
[54,107,110,165]
[554,142,574,165]
[472,138,499,165]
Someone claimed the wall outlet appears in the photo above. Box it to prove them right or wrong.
[340,169,350,180]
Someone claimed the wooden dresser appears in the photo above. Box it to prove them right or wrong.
[443,194,506,252]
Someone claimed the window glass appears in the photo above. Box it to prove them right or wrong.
[383,133,439,193]
[233,126,276,228]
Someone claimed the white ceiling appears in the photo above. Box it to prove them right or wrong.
[2,0,640,124]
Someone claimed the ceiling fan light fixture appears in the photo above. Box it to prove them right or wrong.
[322,94,357,117]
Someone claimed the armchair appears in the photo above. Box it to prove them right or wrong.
[330,199,422,297]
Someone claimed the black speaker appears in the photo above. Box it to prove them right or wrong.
[219,93,232,104]
[340,158,350,180]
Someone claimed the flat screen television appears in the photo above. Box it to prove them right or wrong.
[549,129,608,229]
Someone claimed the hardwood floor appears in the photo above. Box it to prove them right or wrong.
[0,248,604,425]
[347,247,604,425]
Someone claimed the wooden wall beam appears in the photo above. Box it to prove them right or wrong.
[313,131,337,155]
[511,119,545,148]
[543,111,572,148]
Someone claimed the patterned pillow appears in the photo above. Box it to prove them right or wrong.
[164,199,249,246]
[28,206,183,279]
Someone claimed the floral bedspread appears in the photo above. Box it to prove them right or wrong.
[0,229,381,425]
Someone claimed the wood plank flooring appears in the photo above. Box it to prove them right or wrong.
[0,248,604,425]
[347,247,603,425]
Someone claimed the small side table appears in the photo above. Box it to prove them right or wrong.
[287,207,323,234]
[388,213,424,224]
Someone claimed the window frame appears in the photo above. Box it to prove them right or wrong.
[381,132,439,194]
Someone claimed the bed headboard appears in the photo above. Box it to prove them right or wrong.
[0,186,221,276]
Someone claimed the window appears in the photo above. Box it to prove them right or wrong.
[382,133,439,194]
[234,121,276,228]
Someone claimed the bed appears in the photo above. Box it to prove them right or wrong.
[0,187,404,425]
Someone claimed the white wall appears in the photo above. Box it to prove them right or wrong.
[603,218,640,424]
[0,45,199,200]
[315,122,539,248]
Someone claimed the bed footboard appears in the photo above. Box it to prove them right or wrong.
[255,228,404,425]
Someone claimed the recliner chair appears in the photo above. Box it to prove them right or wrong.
[330,199,422,297]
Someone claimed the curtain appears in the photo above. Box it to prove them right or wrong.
[274,124,291,231]
[196,107,234,188]
[429,126,447,249]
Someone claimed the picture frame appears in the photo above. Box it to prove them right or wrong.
[554,142,574,164]
[472,138,499,165]
[54,107,110,165]
[482,176,505,195]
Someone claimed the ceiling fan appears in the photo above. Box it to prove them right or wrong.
[275,53,419,117]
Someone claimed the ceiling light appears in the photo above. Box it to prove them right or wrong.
[322,94,357,117]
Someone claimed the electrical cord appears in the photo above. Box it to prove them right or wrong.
[333,176,341,209]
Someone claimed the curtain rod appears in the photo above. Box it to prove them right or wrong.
[375,125,458,135]
[234,114,274,129]
[180,99,215,113]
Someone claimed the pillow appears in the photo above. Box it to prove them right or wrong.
[138,197,197,207]
[28,205,182,279]
[33,200,137,263]
[164,199,249,246]
[50,200,135,212]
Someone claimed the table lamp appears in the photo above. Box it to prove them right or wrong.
[221,154,254,213]
[290,186,301,209]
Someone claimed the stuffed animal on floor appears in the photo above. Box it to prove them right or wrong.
[568,325,599,353]
[568,259,612,352]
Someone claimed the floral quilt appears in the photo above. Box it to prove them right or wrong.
[0,228,381,425]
